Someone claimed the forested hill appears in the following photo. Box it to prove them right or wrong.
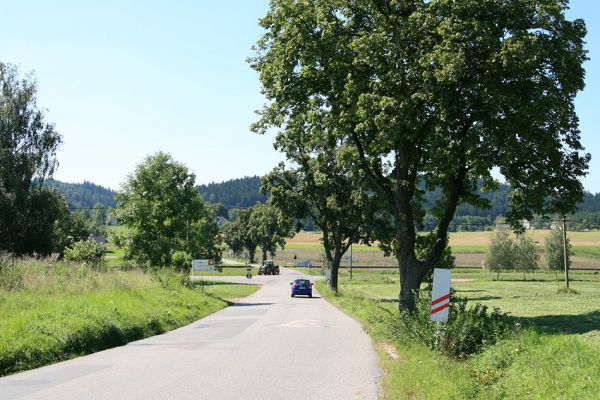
[46,179,116,209]
[47,175,600,225]
[197,176,267,208]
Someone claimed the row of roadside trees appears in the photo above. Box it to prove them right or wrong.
[223,202,294,264]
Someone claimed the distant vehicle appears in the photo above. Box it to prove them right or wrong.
[258,260,280,275]
[290,278,313,298]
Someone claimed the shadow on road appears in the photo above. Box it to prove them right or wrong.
[232,302,274,307]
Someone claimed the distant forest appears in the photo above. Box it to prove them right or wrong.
[46,179,116,209]
[48,176,600,230]
[197,176,267,208]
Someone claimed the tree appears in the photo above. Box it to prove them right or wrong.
[247,202,294,263]
[0,62,74,255]
[486,230,538,280]
[223,219,245,256]
[115,152,219,267]
[223,208,259,263]
[262,158,373,291]
[512,235,539,280]
[251,0,589,310]
[485,230,514,280]
[544,228,571,275]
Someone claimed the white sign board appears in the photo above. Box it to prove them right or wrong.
[192,259,215,271]
[296,260,312,267]
[430,268,451,322]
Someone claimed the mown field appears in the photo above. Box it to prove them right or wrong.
[0,260,258,377]
[276,230,600,269]
[304,267,600,399]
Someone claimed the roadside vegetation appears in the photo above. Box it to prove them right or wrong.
[314,268,600,399]
[0,259,258,377]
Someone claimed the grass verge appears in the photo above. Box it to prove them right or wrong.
[317,270,600,399]
[0,261,258,377]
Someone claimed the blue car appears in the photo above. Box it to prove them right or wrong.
[290,278,313,298]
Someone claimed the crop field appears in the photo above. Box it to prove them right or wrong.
[277,230,600,270]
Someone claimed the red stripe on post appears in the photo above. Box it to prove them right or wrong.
[431,293,451,306]
[431,302,449,315]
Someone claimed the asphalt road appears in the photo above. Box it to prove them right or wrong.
[0,267,381,400]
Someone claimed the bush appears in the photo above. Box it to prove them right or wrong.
[64,240,106,267]
[383,291,514,360]
[171,251,192,272]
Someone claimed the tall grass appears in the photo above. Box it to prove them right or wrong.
[0,259,257,376]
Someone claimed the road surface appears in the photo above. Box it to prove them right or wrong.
[0,267,381,400]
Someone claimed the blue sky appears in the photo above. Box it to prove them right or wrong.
[1,1,598,193]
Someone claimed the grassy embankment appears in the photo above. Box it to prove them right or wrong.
[309,267,600,399]
[0,260,258,377]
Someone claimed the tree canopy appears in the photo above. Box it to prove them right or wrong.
[0,62,86,255]
[247,202,295,263]
[251,0,589,310]
[115,152,221,267]
[262,156,374,290]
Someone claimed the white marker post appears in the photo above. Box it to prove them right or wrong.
[430,268,451,349]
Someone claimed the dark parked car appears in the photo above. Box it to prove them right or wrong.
[290,278,313,298]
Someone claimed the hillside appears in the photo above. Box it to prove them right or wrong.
[197,176,266,208]
[45,179,116,209]
[47,176,600,230]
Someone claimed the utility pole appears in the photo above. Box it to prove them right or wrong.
[562,216,569,289]
[349,243,353,281]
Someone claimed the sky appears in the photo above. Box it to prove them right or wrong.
[1,1,599,193]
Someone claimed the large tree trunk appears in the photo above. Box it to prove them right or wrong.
[397,254,426,311]
[328,251,343,292]
[247,246,256,264]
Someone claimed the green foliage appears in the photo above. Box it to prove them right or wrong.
[544,228,571,272]
[486,231,539,279]
[171,251,192,272]
[64,240,106,267]
[114,152,221,267]
[0,260,258,376]
[198,176,266,209]
[0,262,23,291]
[223,208,258,262]
[0,63,90,255]
[317,269,600,399]
[251,0,589,310]
[415,233,456,285]
[512,235,539,279]
[381,292,513,360]
[45,179,116,209]
[262,159,374,290]
[247,202,294,262]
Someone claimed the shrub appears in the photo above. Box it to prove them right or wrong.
[383,291,514,360]
[64,239,106,267]
[171,251,192,272]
